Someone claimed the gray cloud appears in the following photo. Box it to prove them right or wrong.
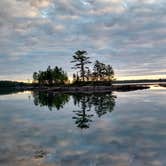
[0,0,166,80]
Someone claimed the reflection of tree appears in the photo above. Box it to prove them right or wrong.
[32,92,116,129]
[72,95,93,129]
[72,93,116,129]
[91,93,116,117]
[32,92,69,110]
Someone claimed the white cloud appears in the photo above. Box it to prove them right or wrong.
[0,0,166,80]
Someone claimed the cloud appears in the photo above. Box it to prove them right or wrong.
[0,0,166,80]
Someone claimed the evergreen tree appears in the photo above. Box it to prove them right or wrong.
[93,60,114,81]
[71,50,91,81]
[33,66,68,86]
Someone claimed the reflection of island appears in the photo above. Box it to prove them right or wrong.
[32,92,69,110]
[72,94,94,129]
[32,92,116,129]
[72,93,116,129]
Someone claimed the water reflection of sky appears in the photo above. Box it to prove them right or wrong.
[0,89,166,165]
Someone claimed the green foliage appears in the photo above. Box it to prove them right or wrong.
[92,60,114,81]
[32,50,115,86]
[71,50,91,81]
[71,51,114,84]
[33,66,68,86]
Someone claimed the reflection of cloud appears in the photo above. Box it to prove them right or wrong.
[1,91,166,165]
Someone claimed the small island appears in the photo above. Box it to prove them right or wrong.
[1,50,163,94]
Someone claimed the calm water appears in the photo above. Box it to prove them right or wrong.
[0,87,166,166]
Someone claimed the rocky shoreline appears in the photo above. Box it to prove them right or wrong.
[15,84,150,93]
[159,84,166,88]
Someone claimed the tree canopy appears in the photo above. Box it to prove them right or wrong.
[92,60,114,81]
[71,50,115,83]
[33,66,68,86]
[32,50,115,86]
[71,50,91,81]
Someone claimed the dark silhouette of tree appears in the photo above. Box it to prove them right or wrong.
[73,73,76,82]
[76,72,80,82]
[46,66,53,85]
[92,60,114,81]
[93,60,104,81]
[33,66,68,86]
[72,72,81,83]
[0,81,29,95]
[106,65,114,81]
[71,50,91,81]
[52,66,68,84]
[33,72,38,83]
[86,68,91,81]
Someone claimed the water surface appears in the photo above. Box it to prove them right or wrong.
[0,88,166,166]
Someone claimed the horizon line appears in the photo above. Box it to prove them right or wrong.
[1,75,166,83]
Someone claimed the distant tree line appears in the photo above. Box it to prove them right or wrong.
[33,66,68,86]
[71,50,114,83]
[0,81,26,88]
[0,81,30,95]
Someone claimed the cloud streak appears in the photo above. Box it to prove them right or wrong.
[0,0,166,80]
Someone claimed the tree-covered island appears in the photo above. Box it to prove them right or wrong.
[29,50,149,92]
[0,50,151,93]
[33,50,115,86]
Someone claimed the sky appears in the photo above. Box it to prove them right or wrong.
[0,0,166,81]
